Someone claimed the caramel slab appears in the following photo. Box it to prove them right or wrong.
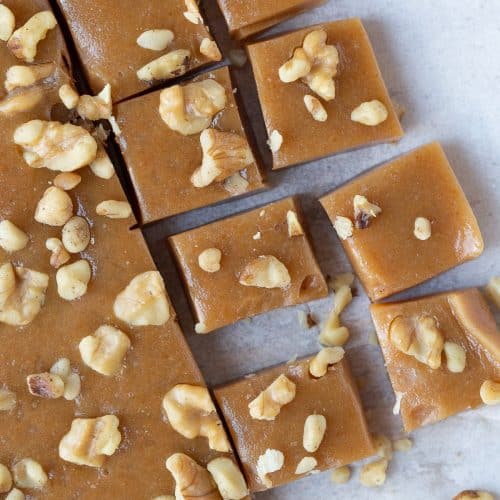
[214,356,374,492]
[247,18,403,170]
[169,197,328,333]
[114,66,264,224]
[371,289,500,432]
[320,142,484,301]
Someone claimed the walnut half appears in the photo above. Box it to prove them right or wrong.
[239,255,291,289]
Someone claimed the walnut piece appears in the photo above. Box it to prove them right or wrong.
[0,463,12,493]
[0,262,49,326]
[162,384,230,452]
[303,414,327,453]
[480,380,500,405]
[318,284,352,346]
[166,453,221,500]
[359,458,388,487]
[62,216,90,253]
[239,255,291,289]
[198,248,222,273]
[79,325,131,376]
[14,120,98,172]
[45,237,70,268]
[351,100,388,126]
[12,458,47,489]
[27,372,65,399]
[77,84,112,121]
[113,271,170,326]
[0,4,15,41]
[58,83,79,109]
[59,415,122,467]
[96,200,132,219]
[191,129,254,188]
[393,437,413,452]
[0,86,45,116]
[53,172,81,191]
[7,11,57,62]
[309,347,345,377]
[454,491,494,500]
[304,94,327,122]
[90,146,115,179]
[56,259,91,301]
[267,129,283,153]
[6,489,25,500]
[333,215,353,240]
[183,0,204,25]
[331,465,351,484]
[373,433,393,460]
[159,79,227,136]
[136,29,174,51]
[50,357,81,400]
[223,172,249,195]
[35,186,73,226]
[0,388,17,411]
[353,195,382,229]
[5,63,55,92]
[0,220,29,252]
[414,216,432,240]
[137,49,190,82]
[248,374,296,420]
[286,210,304,237]
[207,458,249,500]
[256,449,284,488]
[443,341,466,373]
[200,38,222,61]
[294,456,318,475]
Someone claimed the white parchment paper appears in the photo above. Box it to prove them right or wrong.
[144,1,500,498]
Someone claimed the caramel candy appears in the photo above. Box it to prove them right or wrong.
[371,288,500,432]
[247,18,403,170]
[169,197,328,333]
[214,356,374,492]
[320,142,484,300]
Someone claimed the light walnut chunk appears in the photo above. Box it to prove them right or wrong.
[163,384,230,452]
[183,0,204,24]
[319,284,352,346]
[5,63,55,92]
[62,216,90,253]
[256,449,284,488]
[14,120,98,172]
[0,4,15,41]
[0,388,17,411]
[309,347,345,377]
[333,215,353,240]
[286,210,304,237]
[331,465,351,484]
[166,453,221,500]
[200,38,222,61]
[12,458,48,489]
[58,83,79,109]
[79,325,131,376]
[304,95,327,122]
[90,147,115,179]
[480,380,500,405]
[393,438,413,452]
[223,172,249,195]
[35,186,73,226]
[53,172,81,191]
[6,490,25,500]
[0,86,44,116]
[207,458,249,500]
[45,237,70,268]
[0,463,12,493]
[137,49,190,82]
[50,357,81,400]
[267,129,283,153]
[159,79,226,136]
[359,458,388,487]
[454,491,495,500]
[77,84,112,121]
[7,11,57,62]
[27,372,64,399]
[113,271,170,326]
[198,248,222,273]
[0,262,49,326]
[353,195,381,229]
[239,255,291,289]
[96,200,132,219]
[443,341,466,373]
[303,414,327,452]
[373,433,393,460]
[294,456,318,475]
[351,100,388,126]
[0,220,29,252]
[485,276,500,308]
[414,216,432,240]
[136,29,174,51]
[191,129,254,188]
[248,374,296,421]
[56,259,91,301]
[59,415,122,467]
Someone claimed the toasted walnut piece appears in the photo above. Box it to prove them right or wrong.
[27,372,64,399]
[12,458,48,489]
[353,195,382,229]
[303,414,327,452]
[137,29,174,51]
[0,388,16,411]
[319,285,353,346]
[58,83,79,109]
[183,0,204,24]
[304,95,327,122]
[113,271,170,326]
[0,4,15,41]
[59,415,122,467]
[256,449,284,488]
[56,259,91,301]
[351,100,388,126]
[223,172,249,195]
[53,172,81,191]
[79,325,131,377]
[200,38,222,61]
[137,49,190,82]
[331,465,351,484]
[191,129,254,188]
[45,237,70,268]
[485,276,500,308]
[14,120,98,172]
[414,216,432,241]
[166,453,221,500]
[286,210,304,237]
[309,347,345,378]
[389,315,444,369]
[279,48,311,82]
[50,357,81,400]
[392,391,404,415]
[7,11,57,62]
[35,186,73,226]
[359,458,388,487]
[96,200,132,219]
[267,129,283,153]
[0,220,29,252]
[0,463,12,493]
[0,86,45,116]
[6,490,25,500]
[443,341,467,373]
[480,380,500,405]
[5,63,55,92]
[454,491,494,500]
[0,263,49,326]
[163,384,230,452]
[159,79,226,136]
[90,147,115,179]
[248,374,296,420]
[373,433,393,460]
[77,84,112,121]
[252,231,261,241]
[207,458,249,500]
[329,272,355,292]
[239,255,291,289]
[62,216,90,254]
[393,438,413,452]
[198,248,222,273]
[333,216,353,240]
[195,322,208,334]
[294,456,317,475]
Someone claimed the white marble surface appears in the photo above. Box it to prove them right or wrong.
[143,0,500,498]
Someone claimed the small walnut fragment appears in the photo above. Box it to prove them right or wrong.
[53,172,81,191]
[207,458,249,500]
[166,453,221,500]
[304,95,327,122]
[331,465,351,484]
[14,120,98,172]
[414,216,432,240]
[58,84,79,109]
[12,458,48,489]
[27,372,65,399]
[319,285,352,346]
[0,220,29,252]
[443,341,466,373]
[0,463,12,493]
[137,49,190,82]
[96,200,132,219]
[351,100,388,126]
[286,210,304,237]
[333,215,353,240]
[353,195,381,229]
[62,216,91,253]
[183,0,204,25]
[200,38,222,61]
[136,29,174,51]
[309,347,345,378]
[59,416,121,467]
[6,489,25,500]
[77,84,112,121]
[267,129,283,153]
[35,186,73,226]
[480,380,500,405]
[159,79,227,136]
[223,172,249,195]
[79,325,131,376]
[303,414,327,452]
[393,437,412,452]
[50,357,81,400]
[198,248,222,273]
[7,11,57,62]
[256,449,284,488]
[45,237,70,268]
[56,260,91,301]
[454,491,494,500]
[191,129,254,188]
[5,63,55,92]
[0,388,17,411]
[113,271,170,326]
[359,458,388,487]
[0,4,15,41]
[90,146,115,179]
[0,86,45,116]
[239,255,291,289]
[163,384,230,452]
[373,433,393,460]
[248,374,296,420]
[294,456,318,475]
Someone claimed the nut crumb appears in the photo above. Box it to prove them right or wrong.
[27,372,65,399]
[239,255,291,289]
[331,465,351,484]
[393,437,413,452]
[198,248,222,273]
[53,172,81,191]
[414,216,432,240]
[248,374,296,420]
[183,0,204,24]
[58,84,79,110]
[286,210,304,237]
[6,489,25,500]
[136,29,174,51]
[393,391,404,415]
[267,130,283,153]
[256,449,284,488]
[351,100,388,126]
[200,38,222,61]
[46,237,70,268]
[333,215,353,240]
[0,220,29,252]
[373,433,393,460]
[353,195,381,229]
[359,458,388,487]
[295,456,317,475]
[480,380,500,405]
[252,231,261,240]
[304,95,327,122]
[303,414,327,452]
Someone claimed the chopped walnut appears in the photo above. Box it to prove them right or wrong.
[359,458,388,487]
[136,29,174,51]
[90,146,115,179]
[0,86,44,116]
[163,384,230,452]
[200,38,222,61]
[0,463,12,493]
[56,259,91,301]
[35,186,73,226]
[14,120,98,172]
[304,95,327,122]
[0,388,16,411]
[53,172,81,191]
[96,200,132,219]
[333,215,353,240]
[113,271,170,326]
[267,130,283,153]
[353,195,381,229]
[256,449,284,488]
[191,129,254,188]
[373,433,393,460]
[79,325,131,376]
[393,438,413,452]
[77,84,112,121]
[480,380,500,405]
[45,237,70,268]
[137,49,190,82]
[329,272,355,292]
[207,458,249,500]
[0,220,29,252]
[309,347,345,377]
[303,414,327,452]
[286,210,304,237]
[50,357,81,400]
[58,83,79,110]
[198,248,222,273]
[59,415,122,467]
[331,465,351,484]
[318,285,352,346]
[414,216,432,240]
[0,262,49,326]
[7,11,57,62]
[195,322,208,334]
[443,341,466,373]
[12,458,47,490]
[248,374,296,420]
[223,172,249,195]
[0,4,15,41]
[351,100,388,126]
[485,276,500,308]
[183,0,204,24]
[27,372,64,399]
[5,63,55,92]
[62,216,91,253]
[454,491,494,500]
[239,255,291,289]
[6,490,25,500]
[294,456,318,475]
[159,79,226,136]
